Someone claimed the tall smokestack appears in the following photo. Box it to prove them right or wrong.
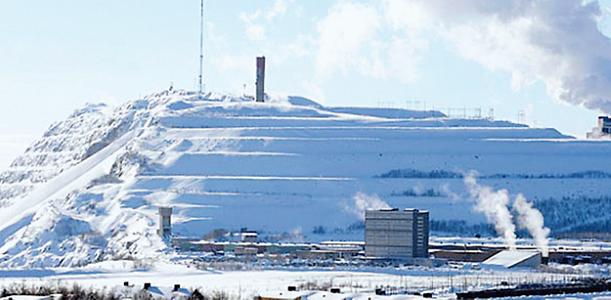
[256,56,265,102]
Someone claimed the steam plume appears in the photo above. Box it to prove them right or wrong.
[347,192,391,221]
[383,0,611,113]
[464,174,517,250]
[513,194,550,256]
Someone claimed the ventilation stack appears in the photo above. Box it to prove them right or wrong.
[256,56,265,102]
[158,207,173,238]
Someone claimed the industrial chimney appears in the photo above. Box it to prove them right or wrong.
[158,207,173,238]
[256,56,265,102]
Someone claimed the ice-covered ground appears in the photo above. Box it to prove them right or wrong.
[0,261,603,300]
[0,89,610,268]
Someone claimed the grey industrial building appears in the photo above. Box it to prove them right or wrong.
[587,116,611,138]
[365,208,429,259]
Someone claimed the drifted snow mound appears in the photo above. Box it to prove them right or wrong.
[0,90,187,268]
[0,89,609,268]
[0,208,101,268]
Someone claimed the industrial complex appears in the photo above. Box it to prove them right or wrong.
[156,203,611,272]
[162,206,432,262]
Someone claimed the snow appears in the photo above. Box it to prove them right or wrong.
[0,129,137,235]
[482,250,541,268]
[327,106,445,119]
[0,131,36,170]
[258,290,317,299]
[0,89,610,268]
[0,264,600,299]
[0,297,53,300]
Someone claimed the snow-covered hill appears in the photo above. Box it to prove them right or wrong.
[0,89,610,268]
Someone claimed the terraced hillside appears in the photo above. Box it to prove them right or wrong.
[0,89,610,267]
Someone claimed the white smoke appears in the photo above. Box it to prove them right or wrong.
[441,183,461,202]
[513,194,551,256]
[400,0,611,112]
[346,192,391,221]
[318,0,611,113]
[464,173,517,250]
[290,227,305,243]
[465,172,551,254]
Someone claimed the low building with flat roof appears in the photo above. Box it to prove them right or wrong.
[482,250,542,269]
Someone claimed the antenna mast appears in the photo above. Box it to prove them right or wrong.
[198,0,204,96]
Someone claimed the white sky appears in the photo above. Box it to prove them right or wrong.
[1,0,611,169]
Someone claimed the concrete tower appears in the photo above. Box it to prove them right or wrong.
[158,207,173,238]
[256,56,265,102]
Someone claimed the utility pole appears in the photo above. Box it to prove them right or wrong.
[198,0,204,97]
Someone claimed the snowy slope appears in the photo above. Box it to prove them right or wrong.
[0,89,610,268]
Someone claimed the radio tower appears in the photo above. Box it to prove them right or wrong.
[198,0,204,97]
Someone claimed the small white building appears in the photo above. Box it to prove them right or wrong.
[482,250,541,269]
[240,231,258,242]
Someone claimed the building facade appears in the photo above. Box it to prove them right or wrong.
[587,116,611,138]
[365,208,429,259]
